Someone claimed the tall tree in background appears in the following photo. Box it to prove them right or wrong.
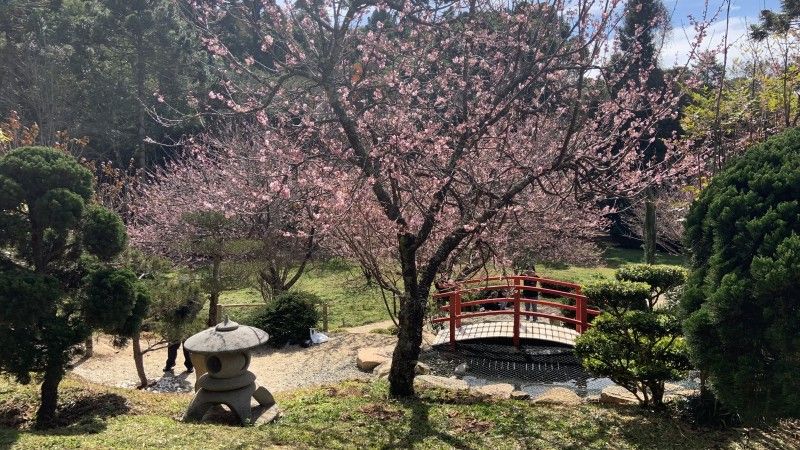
[0,0,210,167]
[609,0,677,262]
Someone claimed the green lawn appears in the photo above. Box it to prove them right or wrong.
[218,262,389,331]
[2,375,795,449]
[539,248,686,285]
[215,249,687,330]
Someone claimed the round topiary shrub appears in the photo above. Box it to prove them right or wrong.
[575,310,690,408]
[250,291,320,347]
[616,264,687,309]
[682,128,800,422]
[583,279,650,315]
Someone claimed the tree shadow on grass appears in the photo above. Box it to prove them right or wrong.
[1,392,130,438]
[381,399,473,450]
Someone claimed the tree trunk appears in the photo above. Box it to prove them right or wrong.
[35,364,63,428]
[84,337,93,357]
[133,17,147,169]
[643,188,657,265]
[388,235,425,397]
[649,382,665,410]
[132,331,148,388]
[207,257,222,326]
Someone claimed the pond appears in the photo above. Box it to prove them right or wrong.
[418,339,615,398]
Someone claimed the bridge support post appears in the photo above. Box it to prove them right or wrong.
[576,296,586,334]
[454,291,461,328]
[449,292,459,350]
[513,278,520,348]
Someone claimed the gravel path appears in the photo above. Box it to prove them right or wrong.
[72,332,398,394]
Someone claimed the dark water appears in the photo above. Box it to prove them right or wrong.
[419,339,700,398]
[418,339,615,397]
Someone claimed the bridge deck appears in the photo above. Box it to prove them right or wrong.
[433,321,580,347]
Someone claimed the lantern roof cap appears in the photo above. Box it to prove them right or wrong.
[184,317,269,354]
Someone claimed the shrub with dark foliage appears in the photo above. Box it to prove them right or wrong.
[582,279,650,315]
[0,147,147,426]
[616,264,687,309]
[682,129,800,422]
[576,263,690,408]
[250,291,320,347]
[575,311,691,408]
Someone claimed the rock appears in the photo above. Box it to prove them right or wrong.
[599,385,639,405]
[664,383,698,401]
[356,345,394,372]
[373,361,392,378]
[454,363,468,375]
[510,390,530,400]
[413,375,469,392]
[415,362,431,375]
[532,387,582,406]
[372,361,431,379]
[473,383,515,399]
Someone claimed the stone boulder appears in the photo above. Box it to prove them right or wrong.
[415,362,431,375]
[356,345,394,372]
[532,387,582,406]
[472,383,515,399]
[372,361,431,378]
[599,386,639,405]
[510,390,531,400]
[413,375,469,392]
[373,361,392,378]
[664,383,698,401]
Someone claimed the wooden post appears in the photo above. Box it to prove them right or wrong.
[216,304,225,323]
[454,291,462,328]
[449,293,457,350]
[513,277,521,348]
[576,296,586,334]
[322,302,329,332]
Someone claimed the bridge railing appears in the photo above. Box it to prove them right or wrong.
[431,275,601,349]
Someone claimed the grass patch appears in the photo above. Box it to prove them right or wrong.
[217,262,389,331]
[2,375,797,449]
[539,248,687,285]
[212,249,688,330]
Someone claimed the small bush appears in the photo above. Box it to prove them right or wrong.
[616,264,687,309]
[575,311,691,408]
[582,280,649,315]
[676,389,741,429]
[250,290,320,347]
[145,276,204,342]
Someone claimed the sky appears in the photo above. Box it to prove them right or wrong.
[661,0,783,67]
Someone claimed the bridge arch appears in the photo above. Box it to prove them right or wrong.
[431,275,601,349]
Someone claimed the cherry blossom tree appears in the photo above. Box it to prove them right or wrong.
[129,122,322,324]
[184,0,698,396]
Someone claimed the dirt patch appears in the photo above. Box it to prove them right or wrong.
[359,403,405,421]
[72,332,398,394]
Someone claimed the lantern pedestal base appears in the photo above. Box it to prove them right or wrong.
[184,380,276,425]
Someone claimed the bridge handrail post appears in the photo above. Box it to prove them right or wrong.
[454,291,462,328]
[513,276,521,348]
[576,295,587,333]
[449,291,462,350]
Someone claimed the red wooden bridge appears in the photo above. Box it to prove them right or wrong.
[431,275,601,349]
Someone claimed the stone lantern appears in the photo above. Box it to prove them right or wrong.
[183,318,277,424]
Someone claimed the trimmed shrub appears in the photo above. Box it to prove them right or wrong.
[616,264,687,309]
[682,129,800,422]
[575,311,691,408]
[83,268,140,332]
[583,279,649,315]
[250,291,320,347]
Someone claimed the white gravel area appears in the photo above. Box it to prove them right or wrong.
[72,332,398,394]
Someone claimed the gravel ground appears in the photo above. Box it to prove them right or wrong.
[72,332,398,394]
